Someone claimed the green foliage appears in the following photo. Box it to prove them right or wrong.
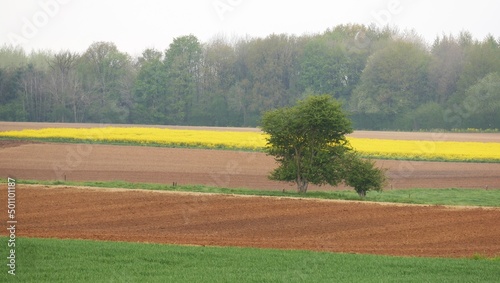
[429,34,464,104]
[462,72,500,129]
[0,27,499,130]
[163,35,202,124]
[350,40,431,116]
[262,95,353,193]
[0,67,22,105]
[343,154,386,198]
[0,97,27,121]
[132,48,167,124]
[398,102,446,131]
[197,37,239,126]
[0,45,27,68]
[2,237,499,282]
[262,95,388,195]
[299,38,351,98]
[0,65,26,121]
[80,41,133,123]
[456,35,500,96]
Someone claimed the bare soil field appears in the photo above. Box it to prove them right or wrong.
[1,141,499,189]
[2,185,499,258]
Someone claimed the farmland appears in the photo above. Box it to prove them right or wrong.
[3,183,499,257]
[1,122,500,281]
[1,123,500,162]
[1,122,499,189]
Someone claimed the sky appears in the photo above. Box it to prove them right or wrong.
[1,0,499,56]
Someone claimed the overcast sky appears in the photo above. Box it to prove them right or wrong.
[1,0,499,56]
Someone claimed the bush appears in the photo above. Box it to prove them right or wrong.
[344,154,386,198]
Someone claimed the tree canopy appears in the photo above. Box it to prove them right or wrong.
[0,26,498,130]
[261,95,385,195]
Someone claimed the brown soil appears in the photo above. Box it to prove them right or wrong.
[2,185,499,258]
[0,139,39,149]
[1,142,499,190]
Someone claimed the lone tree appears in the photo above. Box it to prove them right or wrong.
[261,95,385,196]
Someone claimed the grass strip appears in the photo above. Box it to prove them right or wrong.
[0,237,498,283]
[8,178,500,207]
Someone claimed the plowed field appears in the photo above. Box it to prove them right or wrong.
[2,185,499,258]
[1,140,499,189]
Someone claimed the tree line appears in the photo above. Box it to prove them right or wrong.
[1,24,499,130]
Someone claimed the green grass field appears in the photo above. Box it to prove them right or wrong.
[13,178,500,207]
[1,237,499,283]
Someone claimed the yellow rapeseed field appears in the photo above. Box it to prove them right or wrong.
[0,127,266,150]
[348,138,500,162]
[1,127,499,162]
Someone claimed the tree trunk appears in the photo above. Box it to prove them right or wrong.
[296,179,308,194]
[357,190,366,198]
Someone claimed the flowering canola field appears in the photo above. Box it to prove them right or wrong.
[1,127,499,162]
[0,127,266,150]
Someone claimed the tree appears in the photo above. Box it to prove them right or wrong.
[456,35,500,97]
[80,41,133,123]
[350,40,431,119]
[47,51,82,122]
[21,62,50,122]
[298,30,367,103]
[0,66,26,121]
[163,35,202,124]
[261,95,353,193]
[133,48,166,124]
[429,35,465,104]
[198,36,238,125]
[343,153,386,198]
[461,72,500,129]
[248,34,300,110]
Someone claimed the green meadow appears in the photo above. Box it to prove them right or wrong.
[1,237,499,283]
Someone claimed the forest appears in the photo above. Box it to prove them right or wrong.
[0,24,499,130]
